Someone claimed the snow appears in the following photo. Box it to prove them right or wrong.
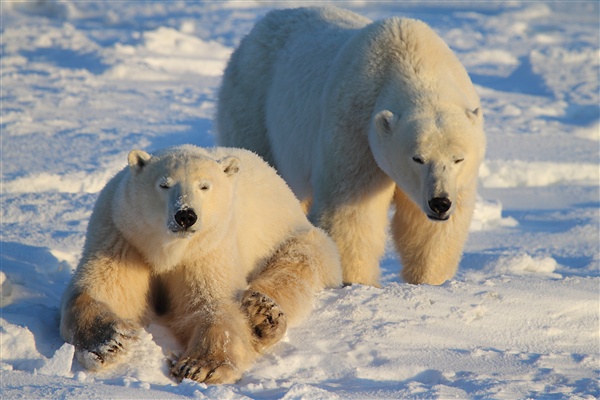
[1,1,598,399]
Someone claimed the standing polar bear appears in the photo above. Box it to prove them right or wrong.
[60,145,341,384]
[217,6,486,286]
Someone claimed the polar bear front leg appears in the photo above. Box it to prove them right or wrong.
[392,187,474,285]
[170,301,257,384]
[60,255,150,370]
[60,289,142,370]
[313,183,395,287]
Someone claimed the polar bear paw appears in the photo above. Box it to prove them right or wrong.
[171,356,241,384]
[241,290,287,350]
[74,319,140,370]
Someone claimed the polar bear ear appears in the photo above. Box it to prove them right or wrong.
[128,150,152,173]
[374,110,397,136]
[219,156,240,176]
[467,107,482,122]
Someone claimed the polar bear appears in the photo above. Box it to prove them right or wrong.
[60,145,342,384]
[217,6,485,286]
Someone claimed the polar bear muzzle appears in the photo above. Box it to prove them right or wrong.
[427,197,452,221]
[174,208,198,229]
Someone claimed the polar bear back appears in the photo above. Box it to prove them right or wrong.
[218,7,369,198]
[218,7,479,200]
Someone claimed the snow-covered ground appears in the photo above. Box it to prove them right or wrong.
[1,1,598,398]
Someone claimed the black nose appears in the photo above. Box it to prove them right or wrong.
[428,197,452,214]
[174,208,197,229]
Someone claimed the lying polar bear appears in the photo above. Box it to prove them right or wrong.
[60,145,342,384]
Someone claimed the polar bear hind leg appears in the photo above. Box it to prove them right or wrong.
[245,227,342,342]
[241,290,287,351]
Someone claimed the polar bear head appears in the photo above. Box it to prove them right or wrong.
[369,105,485,221]
[114,146,240,270]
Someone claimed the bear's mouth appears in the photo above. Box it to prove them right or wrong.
[170,228,196,235]
[168,224,197,236]
[427,214,450,222]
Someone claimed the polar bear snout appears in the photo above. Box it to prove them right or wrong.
[174,208,198,230]
[427,197,452,221]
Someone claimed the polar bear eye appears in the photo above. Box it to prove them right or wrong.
[199,181,211,191]
[454,158,465,164]
[412,156,425,165]
[158,178,172,189]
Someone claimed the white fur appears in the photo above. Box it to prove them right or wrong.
[217,6,486,286]
[60,145,341,383]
